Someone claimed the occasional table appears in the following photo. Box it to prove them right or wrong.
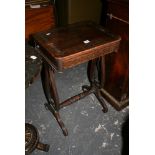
[32,21,121,136]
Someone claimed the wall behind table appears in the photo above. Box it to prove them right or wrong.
[55,0,102,26]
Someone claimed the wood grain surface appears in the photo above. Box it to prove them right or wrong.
[33,21,121,71]
[25,5,55,39]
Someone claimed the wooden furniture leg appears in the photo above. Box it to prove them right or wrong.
[41,62,68,136]
[83,57,108,113]
[25,123,50,154]
[32,21,121,135]
[98,56,108,112]
[57,56,108,113]
[100,56,106,87]
[41,58,108,136]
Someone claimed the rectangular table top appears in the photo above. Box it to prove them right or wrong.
[33,21,121,71]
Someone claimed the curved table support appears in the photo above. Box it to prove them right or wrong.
[41,62,68,136]
[41,56,108,136]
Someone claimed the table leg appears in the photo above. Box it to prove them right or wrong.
[41,62,68,136]
[41,57,108,136]
[86,57,108,112]
[88,59,97,84]
[94,90,108,113]
[25,123,50,154]
[59,58,108,113]
[100,56,106,88]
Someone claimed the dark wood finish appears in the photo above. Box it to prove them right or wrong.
[107,0,129,21]
[41,62,68,136]
[32,21,121,136]
[33,21,121,71]
[100,57,106,87]
[25,3,56,87]
[25,5,55,39]
[100,0,129,110]
[25,123,49,154]
[25,42,42,88]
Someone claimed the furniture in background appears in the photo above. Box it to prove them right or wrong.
[25,123,50,154]
[32,21,121,136]
[25,0,56,40]
[100,0,129,110]
[25,0,56,81]
[25,1,56,153]
[25,42,42,88]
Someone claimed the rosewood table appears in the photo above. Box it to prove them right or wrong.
[32,21,121,136]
